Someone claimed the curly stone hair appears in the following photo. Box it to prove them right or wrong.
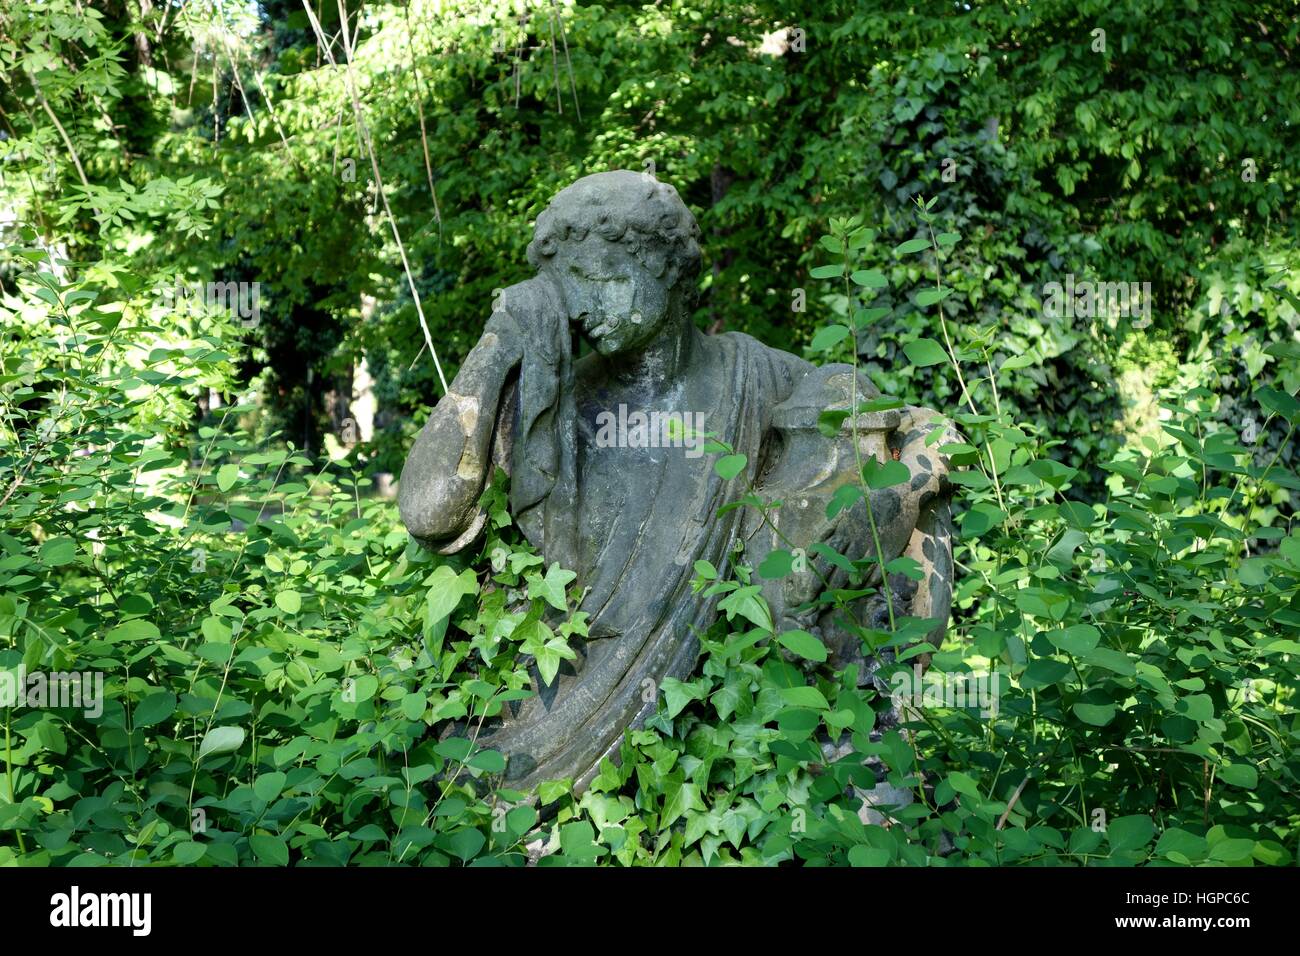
[526,170,703,295]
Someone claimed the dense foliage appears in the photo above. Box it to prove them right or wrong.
[1,0,1297,866]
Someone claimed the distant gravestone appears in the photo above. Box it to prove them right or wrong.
[400,170,958,793]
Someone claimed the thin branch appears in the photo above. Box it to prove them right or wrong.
[31,80,90,191]
[300,0,448,392]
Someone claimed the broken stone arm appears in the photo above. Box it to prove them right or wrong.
[398,313,523,551]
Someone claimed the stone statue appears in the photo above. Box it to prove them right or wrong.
[399,170,958,795]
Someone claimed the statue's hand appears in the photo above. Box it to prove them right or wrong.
[487,277,570,368]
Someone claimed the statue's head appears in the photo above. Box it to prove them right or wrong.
[527,170,702,356]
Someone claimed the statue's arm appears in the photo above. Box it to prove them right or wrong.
[398,310,524,549]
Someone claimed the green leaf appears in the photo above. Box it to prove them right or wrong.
[1072,702,1115,726]
[275,589,301,614]
[400,692,426,721]
[468,749,507,773]
[538,779,571,806]
[1208,838,1255,862]
[557,820,603,860]
[106,619,161,643]
[1218,762,1258,789]
[197,726,245,760]
[947,771,980,798]
[1082,647,1135,676]
[246,837,288,868]
[853,306,891,328]
[1107,815,1155,853]
[253,771,287,802]
[826,483,863,519]
[863,457,911,489]
[903,338,947,367]
[714,454,747,480]
[777,629,827,662]
[39,537,77,567]
[915,288,952,307]
[661,677,706,717]
[1155,828,1207,861]
[424,566,479,647]
[528,562,577,612]
[758,549,794,579]
[172,841,207,864]
[216,463,239,492]
[717,586,773,632]
[344,673,378,703]
[1021,659,1071,689]
[809,264,843,279]
[779,685,829,710]
[134,691,176,728]
[1256,386,1300,423]
[811,324,850,351]
[850,269,887,288]
[1048,624,1100,656]
[848,845,891,866]
[660,781,704,829]
[893,238,929,255]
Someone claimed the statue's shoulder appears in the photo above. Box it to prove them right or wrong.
[709,329,812,378]
[707,332,882,410]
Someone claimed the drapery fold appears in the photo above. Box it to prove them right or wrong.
[481,310,806,792]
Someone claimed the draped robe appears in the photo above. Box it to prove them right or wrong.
[473,278,808,792]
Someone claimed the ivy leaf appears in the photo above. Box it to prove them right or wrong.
[528,562,576,612]
[661,677,707,718]
[424,566,480,655]
[717,585,773,632]
[660,781,704,829]
[517,618,576,685]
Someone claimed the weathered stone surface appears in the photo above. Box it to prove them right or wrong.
[399,170,957,794]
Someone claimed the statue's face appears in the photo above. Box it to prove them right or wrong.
[545,234,675,357]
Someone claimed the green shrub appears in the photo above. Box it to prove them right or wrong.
[3,213,1296,867]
